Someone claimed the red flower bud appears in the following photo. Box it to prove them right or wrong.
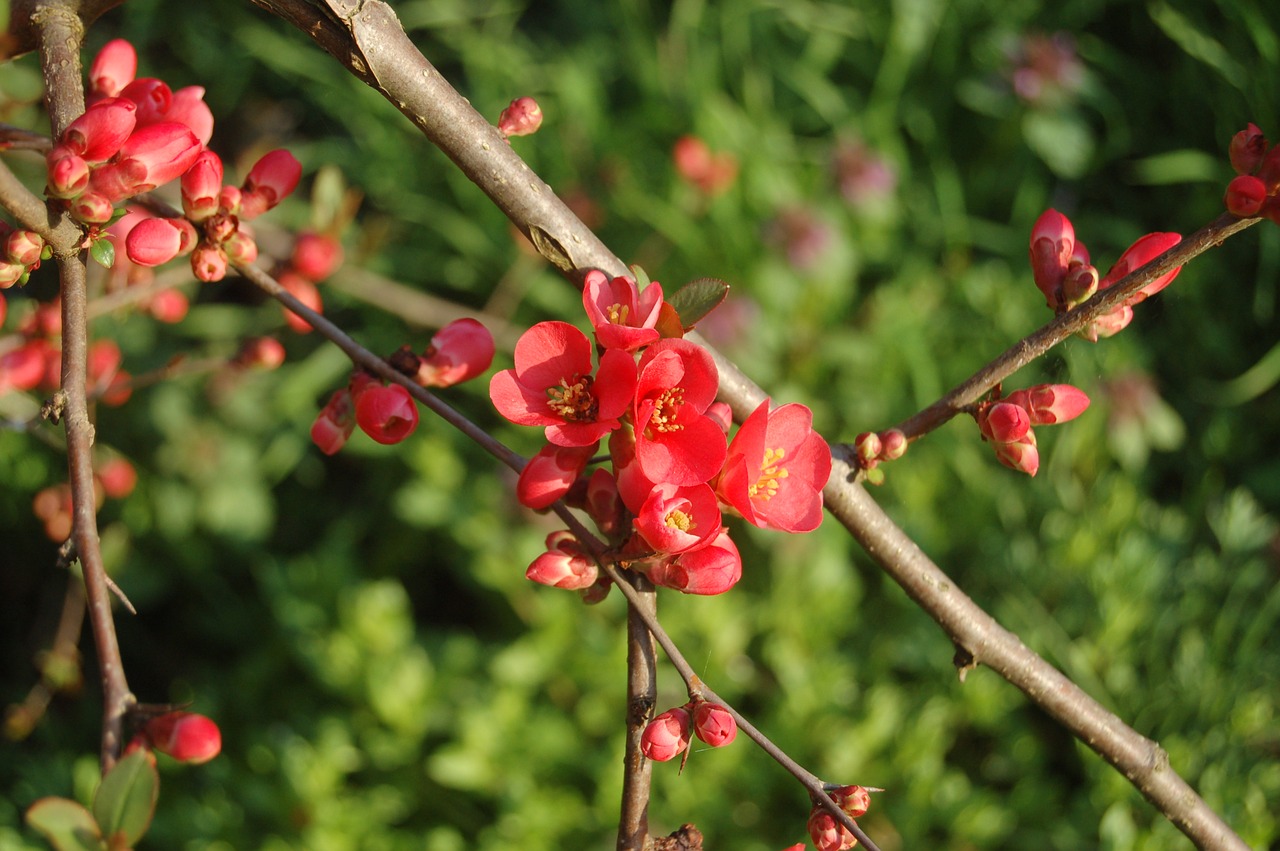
[147,288,189,324]
[277,271,322,332]
[88,122,202,202]
[980,401,1030,443]
[829,785,872,819]
[691,701,737,747]
[61,98,138,162]
[1003,384,1090,426]
[237,337,286,370]
[498,96,543,138]
[181,149,224,222]
[807,807,856,851]
[143,711,221,764]
[5,230,45,268]
[311,388,356,455]
[878,428,907,460]
[416,318,495,388]
[118,77,172,126]
[517,442,598,510]
[69,191,115,224]
[190,242,229,283]
[992,431,1040,476]
[126,217,189,267]
[354,382,418,445]
[1229,122,1267,175]
[640,707,692,762]
[96,458,137,499]
[1028,208,1076,310]
[240,149,302,219]
[291,232,344,282]
[525,530,598,590]
[853,431,881,463]
[45,150,90,199]
[1225,174,1267,218]
[89,39,138,99]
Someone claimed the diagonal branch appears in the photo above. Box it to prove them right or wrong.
[244,1,1249,847]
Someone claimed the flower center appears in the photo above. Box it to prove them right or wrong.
[747,447,789,501]
[648,388,685,434]
[606,302,630,325]
[664,509,694,532]
[546,375,598,422]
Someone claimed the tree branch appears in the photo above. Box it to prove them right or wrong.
[244,1,1248,847]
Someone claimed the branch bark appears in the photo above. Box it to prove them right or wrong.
[245,1,1248,847]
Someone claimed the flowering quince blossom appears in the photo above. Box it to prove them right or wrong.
[717,398,832,533]
[632,338,726,486]
[490,320,638,447]
[644,527,742,595]
[415,318,495,388]
[582,269,664,351]
[517,442,599,510]
[633,482,722,556]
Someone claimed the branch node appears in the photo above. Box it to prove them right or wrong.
[952,643,978,682]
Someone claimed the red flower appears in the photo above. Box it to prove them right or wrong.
[632,338,725,486]
[490,321,637,447]
[717,399,831,533]
[143,711,221,764]
[354,383,419,445]
[582,270,663,351]
[633,482,722,556]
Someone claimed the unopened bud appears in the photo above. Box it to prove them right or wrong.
[1229,123,1268,175]
[498,96,543,138]
[640,706,692,762]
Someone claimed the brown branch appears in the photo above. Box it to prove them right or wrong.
[889,213,1261,443]
[618,575,657,851]
[26,4,135,774]
[245,2,1248,847]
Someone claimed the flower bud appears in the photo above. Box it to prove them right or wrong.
[1225,174,1267,217]
[354,382,418,444]
[89,39,138,99]
[498,96,543,137]
[190,242,228,283]
[88,122,202,202]
[61,98,138,162]
[168,86,214,145]
[992,431,1040,476]
[1003,384,1090,425]
[69,191,115,224]
[5,230,45,268]
[1229,122,1267,175]
[181,149,224,222]
[311,388,356,455]
[692,701,737,747]
[807,807,856,851]
[979,401,1030,443]
[278,271,322,332]
[222,229,259,265]
[96,458,137,499]
[240,149,302,219]
[526,530,598,590]
[119,77,172,126]
[45,149,91,199]
[416,318,495,388]
[236,337,286,370]
[829,785,872,819]
[147,288,189,324]
[126,217,187,267]
[143,711,222,764]
[640,706,692,762]
[1028,208,1075,310]
[291,232,344,282]
[878,428,907,460]
[517,442,598,510]
[1061,262,1098,309]
[853,431,881,464]
[647,528,741,595]
[1102,232,1182,305]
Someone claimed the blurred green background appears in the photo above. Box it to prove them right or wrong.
[3,0,1279,848]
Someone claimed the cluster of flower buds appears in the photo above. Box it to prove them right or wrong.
[498,96,543,138]
[0,299,131,405]
[0,222,48,290]
[850,428,907,484]
[46,39,301,286]
[673,135,739,197]
[639,697,738,764]
[805,785,875,851]
[310,318,495,455]
[126,711,222,765]
[492,269,831,599]
[1224,123,1280,222]
[974,383,1090,476]
[31,457,136,541]
[1029,208,1181,340]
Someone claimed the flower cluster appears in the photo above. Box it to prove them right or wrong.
[1029,207,1181,340]
[1224,123,1280,222]
[491,269,831,598]
[639,698,738,764]
[0,298,131,404]
[850,427,907,484]
[310,318,495,455]
[805,785,874,851]
[974,383,1090,476]
[44,39,301,284]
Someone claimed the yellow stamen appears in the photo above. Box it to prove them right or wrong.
[747,447,789,501]
[648,388,685,434]
[606,303,630,325]
[546,376,598,421]
[664,509,694,532]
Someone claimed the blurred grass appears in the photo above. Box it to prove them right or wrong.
[2,0,1280,848]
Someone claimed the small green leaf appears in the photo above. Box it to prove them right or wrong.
[667,277,729,329]
[89,237,115,269]
[26,797,105,851]
[628,264,651,289]
[91,750,158,847]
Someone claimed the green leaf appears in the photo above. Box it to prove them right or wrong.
[89,237,115,269]
[628,264,651,289]
[667,277,729,330]
[25,797,105,851]
[91,750,158,847]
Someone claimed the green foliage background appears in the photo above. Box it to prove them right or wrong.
[2,0,1279,848]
